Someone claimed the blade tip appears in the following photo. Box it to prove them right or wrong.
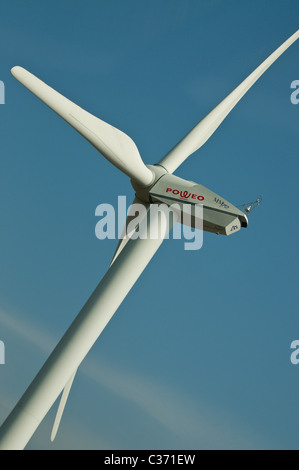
[11,66,28,80]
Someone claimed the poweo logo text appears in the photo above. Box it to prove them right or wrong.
[166,187,205,201]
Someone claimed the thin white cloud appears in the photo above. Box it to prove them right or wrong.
[82,359,260,449]
[0,307,262,449]
[0,308,54,353]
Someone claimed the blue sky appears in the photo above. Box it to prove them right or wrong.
[0,0,298,450]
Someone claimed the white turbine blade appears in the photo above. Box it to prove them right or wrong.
[110,195,150,265]
[11,66,153,187]
[158,30,299,173]
[50,369,77,442]
[0,205,177,450]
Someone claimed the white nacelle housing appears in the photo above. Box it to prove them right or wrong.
[132,168,248,236]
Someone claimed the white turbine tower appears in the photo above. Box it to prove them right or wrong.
[0,30,298,450]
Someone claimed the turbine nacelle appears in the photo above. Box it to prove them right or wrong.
[131,166,248,236]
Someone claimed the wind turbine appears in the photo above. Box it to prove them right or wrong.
[0,30,298,450]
